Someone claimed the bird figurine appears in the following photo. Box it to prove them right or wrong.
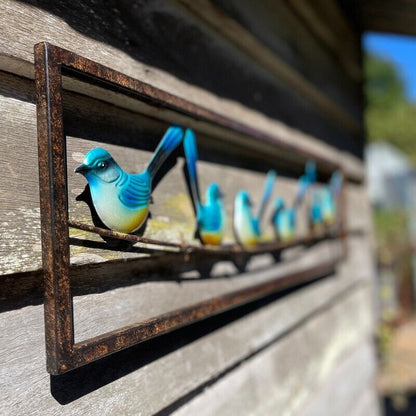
[75,125,184,233]
[271,197,295,241]
[183,129,227,245]
[233,170,276,247]
[309,190,324,232]
[321,171,343,227]
[272,172,311,241]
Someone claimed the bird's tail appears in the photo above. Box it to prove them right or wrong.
[183,129,201,210]
[293,174,311,207]
[256,170,277,221]
[293,160,315,207]
[305,160,317,183]
[330,171,343,198]
[146,126,184,180]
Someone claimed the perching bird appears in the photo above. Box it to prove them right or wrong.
[321,171,343,226]
[310,190,324,232]
[233,170,276,247]
[183,129,226,245]
[272,197,296,241]
[75,126,184,233]
[272,173,311,241]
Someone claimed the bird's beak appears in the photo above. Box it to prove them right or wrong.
[75,164,90,174]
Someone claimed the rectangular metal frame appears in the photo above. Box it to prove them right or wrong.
[35,42,346,374]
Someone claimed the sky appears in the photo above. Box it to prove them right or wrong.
[363,32,416,102]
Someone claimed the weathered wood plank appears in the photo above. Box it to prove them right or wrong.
[0,266,370,415]
[72,239,341,342]
[359,0,416,37]
[0,72,40,275]
[298,341,380,416]
[170,287,373,416]
[210,0,362,103]
[176,0,361,134]
[0,0,365,159]
[287,0,362,81]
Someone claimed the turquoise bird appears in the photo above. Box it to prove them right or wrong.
[310,190,324,232]
[75,126,184,233]
[183,129,226,245]
[321,171,343,226]
[272,198,296,241]
[272,174,311,241]
[233,170,276,247]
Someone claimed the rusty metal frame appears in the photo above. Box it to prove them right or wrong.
[35,42,347,375]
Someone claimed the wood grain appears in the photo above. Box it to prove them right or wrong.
[0,269,370,415]
[298,341,380,416]
[177,0,361,134]
[170,287,373,416]
[0,1,365,158]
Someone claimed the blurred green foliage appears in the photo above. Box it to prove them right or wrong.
[373,209,410,248]
[364,54,416,164]
[366,54,416,366]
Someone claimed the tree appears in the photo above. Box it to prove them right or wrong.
[364,53,416,164]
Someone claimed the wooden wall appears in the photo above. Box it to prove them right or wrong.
[0,0,380,414]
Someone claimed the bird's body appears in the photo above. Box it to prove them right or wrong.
[88,169,150,233]
[233,191,259,247]
[197,191,226,245]
[75,126,184,233]
[321,187,335,226]
[272,198,296,241]
[272,167,313,240]
[184,129,226,245]
[233,171,276,247]
[310,191,324,232]
[321,171,343,227]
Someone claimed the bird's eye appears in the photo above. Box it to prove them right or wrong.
[98,161,108,169]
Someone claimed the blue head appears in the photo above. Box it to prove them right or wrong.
[206,182,224,204]
[235,190,252,209]
[274,197,285,211]
[75,148,122,185]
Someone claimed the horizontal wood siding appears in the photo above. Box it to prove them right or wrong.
[0,0,379,415]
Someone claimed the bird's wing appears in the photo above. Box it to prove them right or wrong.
[146,126,184,180]
[183,129,201,212]
[118,174,151,209]
[257,170,276,221]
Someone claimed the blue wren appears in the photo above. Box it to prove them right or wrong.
[234,170,276,247]
[183,129,226,245]
[75,126,184,233]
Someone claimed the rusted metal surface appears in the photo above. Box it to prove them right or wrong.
[71,259,339,368]
[35,42,348,374]
[35,42,73,374]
